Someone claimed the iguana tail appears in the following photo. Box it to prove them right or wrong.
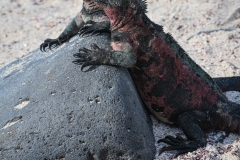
[213,76,240,92]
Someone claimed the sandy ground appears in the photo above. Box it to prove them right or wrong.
[1,0,240,159]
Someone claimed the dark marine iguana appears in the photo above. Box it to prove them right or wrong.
[39,0,240,92]
[40,0,110,51]
[72,0,240,156]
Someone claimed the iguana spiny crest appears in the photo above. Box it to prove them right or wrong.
[94,0,147,13]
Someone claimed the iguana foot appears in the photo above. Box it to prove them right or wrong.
[158,135,205,157]
[157,111,215,157]
[73,44,109,71]
[79,20,110,36]
[40,38,61,52]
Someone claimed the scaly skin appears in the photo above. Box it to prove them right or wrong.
[39,0,240,92]
[73,0,240,156]
[40,0,110,51]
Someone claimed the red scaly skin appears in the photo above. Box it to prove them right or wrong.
[105,6,220,124]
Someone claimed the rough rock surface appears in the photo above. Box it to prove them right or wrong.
[0,34,156,160]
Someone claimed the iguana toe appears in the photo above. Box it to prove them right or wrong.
[79,25,97,37]
[73,44,110,71]
[79,21,110,37]
[158,135,205,156]
[40,38,59,52]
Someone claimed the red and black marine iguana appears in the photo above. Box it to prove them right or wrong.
[72,0,240,156]
[40,0,110,51]
[39,0,240,92]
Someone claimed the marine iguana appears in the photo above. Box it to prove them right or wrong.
[40,0,110,51]
[73,0,240,156]
[39,0,240,92]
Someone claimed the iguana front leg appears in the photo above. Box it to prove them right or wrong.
[40,12,84,52]
[158,111,220,157]
[40,0,110,52]
[73,39,137,70]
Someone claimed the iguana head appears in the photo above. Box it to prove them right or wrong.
[93,0,125,6]
[93,0,147,13]
[93,0,147,31]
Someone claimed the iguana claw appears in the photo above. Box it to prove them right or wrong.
[79,20,96,36]
[40,37,65,52]
[158,135,204,156]
[40,38,57,52]
[73,44,108,71]
[79,20,110,37]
